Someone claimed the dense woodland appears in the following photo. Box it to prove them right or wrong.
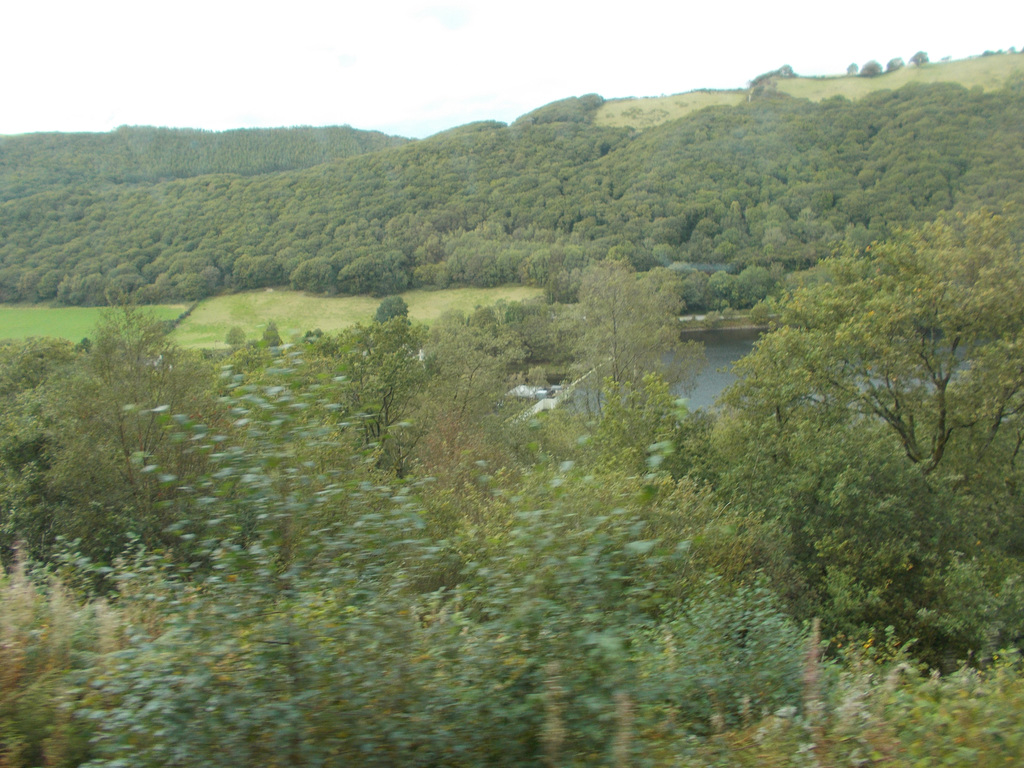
[2,80,1024,308]
[0,125,407,202]
[4,70,1024,765]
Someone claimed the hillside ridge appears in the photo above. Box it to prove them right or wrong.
[1,52,1022,308]
[595,50,1024,130]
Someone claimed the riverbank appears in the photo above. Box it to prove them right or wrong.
[679,310,776,334]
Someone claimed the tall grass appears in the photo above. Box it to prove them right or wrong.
[0,557,123,767]
[3,550,1024,767]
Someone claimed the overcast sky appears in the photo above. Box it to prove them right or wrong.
[3,0,1021,138]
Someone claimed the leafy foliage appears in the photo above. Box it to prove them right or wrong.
[374,294,409,323]
[3,227,1024,763]
[6,109,1024,761]
[861,60,883,77]
[714,211,1024,661]
[573,262,705,392]
[0,125,407,202]
[2,84,1024,305]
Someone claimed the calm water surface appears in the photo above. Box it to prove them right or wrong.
[676,328,761,410]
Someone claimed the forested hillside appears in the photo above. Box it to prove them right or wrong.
[2,80,1023,306]
[0,124,407,202]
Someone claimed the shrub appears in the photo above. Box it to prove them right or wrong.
[1,557,121,767]
[374,295,409,323]
[860,60,883,77]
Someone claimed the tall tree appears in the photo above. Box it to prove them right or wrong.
[2,307,223,564]
[330,319,428,475]
[730,210,1024,477]
[374,295,410,324]
[573,262,704,393]
[424,310,524,423]
[713,211,1024,655]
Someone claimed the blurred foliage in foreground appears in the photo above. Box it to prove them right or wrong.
[4,212,1024,764]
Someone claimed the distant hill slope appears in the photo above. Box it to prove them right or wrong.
[595,51,1024,130]
[0,125,409,202]
[1,54,1023,307]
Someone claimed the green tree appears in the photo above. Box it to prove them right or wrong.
[589,373,685,474]
[749,211,1024,477]
[424,309,524,424]
[715,211,1024,656]
[573,262,705,394]
[910,51,929,66]
[886,57,906,73]
[733,265,775,308]
[0,339,80,563]
[262,320,282,347]
[330,319,428,474]
[680,270,711,313]
[289,256,336,293]
[18,307,223,564]
[860,60,883,77]
[374,295,409,323]
[225,326,246,349]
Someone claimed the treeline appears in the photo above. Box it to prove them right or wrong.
[2,82,1023,307]
[0,124,408,202]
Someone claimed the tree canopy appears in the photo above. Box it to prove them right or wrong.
[730,210,1024,476]
[714,210,1024,655]
[2,83,1024,306]
[573,262,704,392]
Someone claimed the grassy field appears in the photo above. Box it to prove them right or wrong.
[596,52,1024,131]
[0,303,188,342]
[594,90,745,130]
[779,53,1024,101]
[171,286,544,348]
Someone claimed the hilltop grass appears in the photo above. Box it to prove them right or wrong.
[597,52,1024,131]
[0,303,188,343]
[594,90,746,130]
[172,285,544,348]
[779,52,1024,101]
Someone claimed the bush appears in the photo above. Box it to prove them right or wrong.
[225,326,246,348]
[374,295,409,323]
[1,557,120,767]
[860,60,883,77]
[73,393,809,766]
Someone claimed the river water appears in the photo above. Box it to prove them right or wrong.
[676,327,762,410]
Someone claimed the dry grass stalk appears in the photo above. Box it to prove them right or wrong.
[542,661,566,768]
[800,617,831,767]
[612,691,634,768]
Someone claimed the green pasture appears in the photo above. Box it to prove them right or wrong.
[595,90,745,130]
[0,304,188,342]
[172,286,545,348]
[779,52,1024,101]
[597,52,1024,131]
